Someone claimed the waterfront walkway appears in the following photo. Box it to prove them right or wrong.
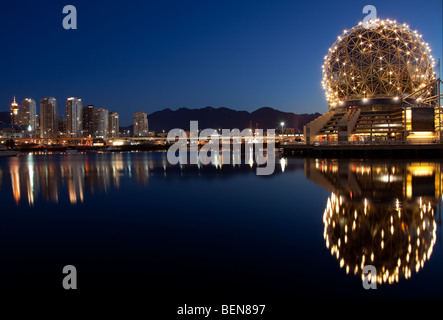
[282,141,443,158]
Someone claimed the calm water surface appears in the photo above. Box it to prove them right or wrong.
[0,152,442,299]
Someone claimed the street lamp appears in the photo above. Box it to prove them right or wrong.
[280,122,285,136]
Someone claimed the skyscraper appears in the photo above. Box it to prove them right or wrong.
[66,97,83,138]
[59,116,67,137]
[93,108,109,139]
[133,111,149,137]
[35,115,40,132]
[108,112,120,138]
[21,98,36,132]
[9,97,21,126]
[40,97,59,138]
[82,105,94,138]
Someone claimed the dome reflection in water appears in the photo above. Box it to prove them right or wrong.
[305,159,441,285]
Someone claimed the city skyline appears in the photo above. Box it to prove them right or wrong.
[1,0,441,125]
[2,93,318,130]
[2,96,126,139]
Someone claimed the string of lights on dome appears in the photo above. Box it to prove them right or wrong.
[322,19,437,108]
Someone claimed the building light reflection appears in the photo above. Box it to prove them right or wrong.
[10,163,20,204]
[280,158,287,173]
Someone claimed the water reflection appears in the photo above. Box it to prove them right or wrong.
[2,152,294,206]
[305,159,442,285]
[4,153,147,205]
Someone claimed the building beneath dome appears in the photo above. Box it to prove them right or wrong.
[304,19,442,143]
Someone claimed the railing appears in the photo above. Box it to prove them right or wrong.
[282,139,443,146]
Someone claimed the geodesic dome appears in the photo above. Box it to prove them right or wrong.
[322,19,436,108]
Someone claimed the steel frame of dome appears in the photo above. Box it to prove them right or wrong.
[322,19,437,108]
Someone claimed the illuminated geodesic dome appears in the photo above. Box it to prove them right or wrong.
[322,19,436,108]
[323,193,437,285]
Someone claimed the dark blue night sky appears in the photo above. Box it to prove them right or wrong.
[1,0,442,125]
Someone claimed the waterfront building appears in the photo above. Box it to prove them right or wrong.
[0,124,23,138]
[40,97,59,138]
[133,111,149,137]
[93,108,109,139]
[82,105,94,138]
[66,97,83,138]
[304,19,442,143]
[108,112,119,138]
